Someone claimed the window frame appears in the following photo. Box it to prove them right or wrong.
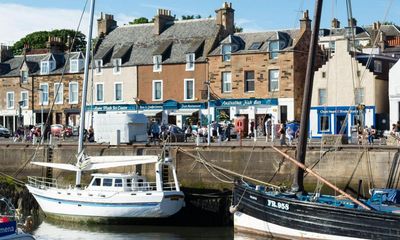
[318,88,327,105]
[184,78,195,101]
[319,115,330,133]
[374,60,382,73]
[185,53,195,71]
[39,83,49,105]
[54,83,63,104]
[268,69,279,92]
[20,70,29,84]
[114,82,123,102]
[69,82,79,104]
[153,55,162,72]
[70,59,80,73]
[95,83,104,102]
[244,71,255,92]
[40,61,50,75]
[269,41,279,59]
[152,80,163,101]
[6,91,14,109]
[113,58,122,74]
[354,87,364,105]
[95,60,103,75]
[222,71,232,93]
[20,91,28,109]
[222,44,232,62]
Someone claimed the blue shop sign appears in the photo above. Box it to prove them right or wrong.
[313,106,374,115]
[211,98,278,107]
[138,104,163,110]
[163,100,179,110]
[180,102,206,109]
[88,104,136,111]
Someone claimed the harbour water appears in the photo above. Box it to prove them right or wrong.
[32,220,272,240]
[33,221,234,240]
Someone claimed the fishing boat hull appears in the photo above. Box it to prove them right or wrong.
[27,185,184,222]
[233,183,400,240]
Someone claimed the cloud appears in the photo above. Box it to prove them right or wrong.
[0,3,136,45]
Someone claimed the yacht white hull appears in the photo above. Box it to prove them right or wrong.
[27,185,184,221]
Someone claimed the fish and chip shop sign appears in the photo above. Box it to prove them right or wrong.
[211,98,278,107]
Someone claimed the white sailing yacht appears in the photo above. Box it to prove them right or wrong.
[26,0,184,222]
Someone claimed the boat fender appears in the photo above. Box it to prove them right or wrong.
[229,205,238,213]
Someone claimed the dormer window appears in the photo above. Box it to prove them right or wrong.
[269,41,279,59]
[20,70,28,84]
[113,58,122,74]
[95,60,103,74]
[70,59,83,73]
[186,53,195,71]
[41,62,49,75]
[222,44,231,62]
[153,55,162,72]
[41,60,55,75]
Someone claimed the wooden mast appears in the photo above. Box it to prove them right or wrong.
[292,0,323,192]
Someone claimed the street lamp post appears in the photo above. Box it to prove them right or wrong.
[38,88,44,144]
[206,80,211,146]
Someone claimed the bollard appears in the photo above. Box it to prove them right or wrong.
[196,134,200,146]
[239,130,242,147]
[49,134,53,145]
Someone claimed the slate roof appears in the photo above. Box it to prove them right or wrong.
[209,29,299,55]
[0,52,84,77]
[94,18,221,66]
[364,25,400,37]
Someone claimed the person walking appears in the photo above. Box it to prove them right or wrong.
[286,126,294,145]
[249,120,255,138]
[150,120,160,145]
[279,123,287,146]
[265,118,272,142]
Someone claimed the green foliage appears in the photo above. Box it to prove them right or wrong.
[234,25,243,33]
[182,15,202,20]
[129,17,153,25]
[12,29,86,55]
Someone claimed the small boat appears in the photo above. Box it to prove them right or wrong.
[232,0,400,239]
[26,0,184,222]
[26,155,184,222]
[0,198,35,240]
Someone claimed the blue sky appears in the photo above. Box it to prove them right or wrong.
[0,0,399,45]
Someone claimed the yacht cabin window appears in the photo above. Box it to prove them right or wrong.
[114,178,123,187]
[103,178,113,187]
[92,178,101,186]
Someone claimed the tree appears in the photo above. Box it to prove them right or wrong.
[182,15,202,20]
[12,29,86,55]
[234,25,243,33]
[129,17,153,25]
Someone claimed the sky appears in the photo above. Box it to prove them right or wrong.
[0,0,399,45]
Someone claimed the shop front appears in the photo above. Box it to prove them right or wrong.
[211,98,279,137]
[309,105,375,139]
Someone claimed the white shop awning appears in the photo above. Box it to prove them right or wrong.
[169,109,199,116]
[138,110,162,116]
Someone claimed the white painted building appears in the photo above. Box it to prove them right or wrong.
[389,59,400,125]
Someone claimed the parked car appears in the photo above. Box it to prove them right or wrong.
[0,125,10,138]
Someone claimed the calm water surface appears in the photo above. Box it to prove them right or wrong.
[33,221,274,240]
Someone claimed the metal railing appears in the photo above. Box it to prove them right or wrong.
[27,176,59,189]
[130,182,177,191]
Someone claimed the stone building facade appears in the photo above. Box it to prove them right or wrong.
[207,11,314,136]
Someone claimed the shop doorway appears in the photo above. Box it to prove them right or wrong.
[256,114,271,136]
[335,115,348,135]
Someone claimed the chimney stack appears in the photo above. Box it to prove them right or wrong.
[299,10,311,32]
[331,18,340,28]
[348,17,357,27]
[154,9,175,35]
[46,36,64,53]
[0,44,13,63]
[97,13,117,38]
[215,2,235,36]
[373,21,381,30]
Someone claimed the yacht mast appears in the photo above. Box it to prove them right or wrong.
[76,0,96,186]
[292,0,323,193]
